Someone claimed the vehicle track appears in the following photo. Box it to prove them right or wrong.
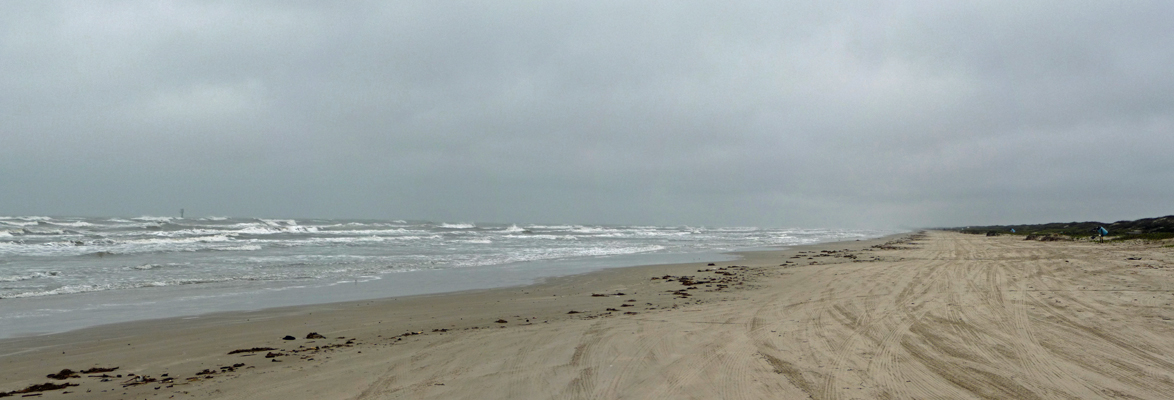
[346,231,1174,399]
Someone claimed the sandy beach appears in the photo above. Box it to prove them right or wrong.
[4,231,1174,399]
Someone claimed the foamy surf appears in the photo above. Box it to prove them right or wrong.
[0,216,895,338]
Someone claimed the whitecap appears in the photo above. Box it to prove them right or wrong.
[215,245,262,251]
[524,225,575,230]
[133,216,175,222]
[44,221,93,228]
[0,271,60,282]
[236,225,316,234]
[0,220,40,227]
[14,216,52,221]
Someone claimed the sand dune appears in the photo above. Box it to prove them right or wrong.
[3,231,1174,399]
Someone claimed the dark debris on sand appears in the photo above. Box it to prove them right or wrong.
[45,369,79,380]
[228,347,276,355]
[0,382,78,397]
[80,367,118,374]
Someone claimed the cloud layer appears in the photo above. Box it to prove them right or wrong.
[3,1,1172,228]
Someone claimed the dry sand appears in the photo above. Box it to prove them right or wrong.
[3,231,1174,399]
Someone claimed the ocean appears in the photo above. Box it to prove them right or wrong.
[0,216,893,338]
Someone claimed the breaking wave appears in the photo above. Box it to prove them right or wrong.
[0,216,895,301]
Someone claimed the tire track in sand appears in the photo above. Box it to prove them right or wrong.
[559,320,605,399]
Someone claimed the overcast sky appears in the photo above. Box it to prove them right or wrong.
[2,1,1172,228]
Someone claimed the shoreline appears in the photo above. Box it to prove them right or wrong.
[0,249,740,340]
[0,235,887,340]
[10,231,1172,399]
[0,234,904,383]
[2,217,889,340]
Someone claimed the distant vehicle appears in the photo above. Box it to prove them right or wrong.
[1095,226,1108,242]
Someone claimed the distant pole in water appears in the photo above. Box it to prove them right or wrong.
[180,208,184,218]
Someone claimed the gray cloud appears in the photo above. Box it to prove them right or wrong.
[3,1,1172,228]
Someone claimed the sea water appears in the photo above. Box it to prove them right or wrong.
[0,216,893,338]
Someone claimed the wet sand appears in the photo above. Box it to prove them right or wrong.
[3,231,1174,399]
